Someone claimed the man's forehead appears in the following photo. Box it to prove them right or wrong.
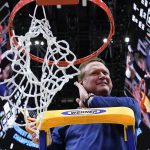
[86,61,107,69]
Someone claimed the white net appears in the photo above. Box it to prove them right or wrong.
[0,5,79,132]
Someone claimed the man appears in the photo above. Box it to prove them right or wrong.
[0,63,12,96]
[31,58,141,150]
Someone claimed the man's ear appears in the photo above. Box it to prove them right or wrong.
[78,79,83,85]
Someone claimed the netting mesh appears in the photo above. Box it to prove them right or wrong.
[0,5,79,132]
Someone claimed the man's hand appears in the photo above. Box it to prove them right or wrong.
[25,117,52,146]
[25,117,39,144]
[74,81,89,108]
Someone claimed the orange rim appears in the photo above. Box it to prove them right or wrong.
[8,0,115,66]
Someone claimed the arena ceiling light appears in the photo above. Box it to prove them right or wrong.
[103,38,107,43]
[125,37,130,43]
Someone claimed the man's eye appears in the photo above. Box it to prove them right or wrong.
[103,72,108,75]
[91,72,98,75]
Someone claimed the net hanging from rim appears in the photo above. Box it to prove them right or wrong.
[0,5,79,132]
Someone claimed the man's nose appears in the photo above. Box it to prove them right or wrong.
[98,72,105,78]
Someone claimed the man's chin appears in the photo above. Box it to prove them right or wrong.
[95,89,110,96]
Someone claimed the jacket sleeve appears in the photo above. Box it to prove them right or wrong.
[88,96,141,127]
[48,126,67,150]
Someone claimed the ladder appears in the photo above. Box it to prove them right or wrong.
[39,107,136,150]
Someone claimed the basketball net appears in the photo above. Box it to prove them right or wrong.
[0,5,79,133]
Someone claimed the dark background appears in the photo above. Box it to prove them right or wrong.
[0,0,149,149]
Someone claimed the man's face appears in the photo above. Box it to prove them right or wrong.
[137,58,146,71]
[81,61,112,96]
[2,65,10,80]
